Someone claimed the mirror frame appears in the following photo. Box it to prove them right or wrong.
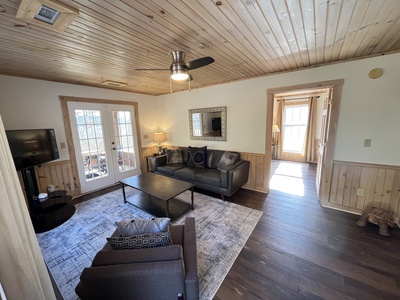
[189,106,227,141]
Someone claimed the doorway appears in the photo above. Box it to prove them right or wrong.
[265,79,344,204]
[60,96,142,195]
[273,89,330,162]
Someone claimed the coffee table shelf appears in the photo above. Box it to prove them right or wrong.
[125,192,192,221]
[120,173,195,221]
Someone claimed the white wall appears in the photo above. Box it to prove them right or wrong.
[157,53,400,166]
[1,52,399,166]
[0,76,157,161]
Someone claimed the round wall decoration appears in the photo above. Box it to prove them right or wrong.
[368,68,383,79]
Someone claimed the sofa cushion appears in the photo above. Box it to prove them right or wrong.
[107,232,172,250]
[116,218,170,237]
[92,245,183,266]
[209,150,224,169]
[196,169,221,187]
[157,163,186,176]
[187,146,207,169]
[175,167,200,181]
[166,149,183,164]
[217,151,239,171]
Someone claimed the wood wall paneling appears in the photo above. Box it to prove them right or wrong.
[35,160,78,197]
[18,146,160,202]
[327,161,400,224]
[21,148,400,226]
[240,152,267,193]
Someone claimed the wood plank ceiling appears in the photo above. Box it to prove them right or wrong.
[0,0,399,96]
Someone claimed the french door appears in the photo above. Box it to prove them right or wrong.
[68,102,141,193]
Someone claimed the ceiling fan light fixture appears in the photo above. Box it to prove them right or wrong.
[171,69,189,81]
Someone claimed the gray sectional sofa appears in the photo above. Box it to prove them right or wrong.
[152,147,250,199]
[75,217,199,300]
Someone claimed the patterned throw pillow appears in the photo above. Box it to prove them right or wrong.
[107,232,173,249]
[116,218,170,237]
[217,151,239,171]
[187,146,207,169]
[166,149,183,164]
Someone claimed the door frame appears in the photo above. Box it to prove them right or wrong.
[60,96,143,195]
[265,79,344,204]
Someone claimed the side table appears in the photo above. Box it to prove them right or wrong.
[30,190,75,233]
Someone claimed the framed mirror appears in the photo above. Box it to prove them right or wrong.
[189,106,227,141]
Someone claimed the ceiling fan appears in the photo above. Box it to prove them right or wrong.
[135,50,215,81]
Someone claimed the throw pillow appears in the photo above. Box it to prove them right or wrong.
[207,151,214,169]
[116,217,170,237]
[187,146,207,169]
[217,151,239,171]
[166,149,183,164]
[107,232,172,250]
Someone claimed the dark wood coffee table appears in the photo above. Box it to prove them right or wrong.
[120,173,195,221]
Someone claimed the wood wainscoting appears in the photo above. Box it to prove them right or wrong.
[140,147,269,193]
[21,147,268,202]
[34,160,78,197]
[240,152,268,192]
[326,160,400,224]
[23,145,160,199]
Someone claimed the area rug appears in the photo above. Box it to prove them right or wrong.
[36,187,262,300]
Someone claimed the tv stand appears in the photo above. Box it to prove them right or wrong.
[30,190,75,233]
[21,167,39,204]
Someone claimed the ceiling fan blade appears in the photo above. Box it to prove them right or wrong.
[186,56,215,70]
[135,68,170,71]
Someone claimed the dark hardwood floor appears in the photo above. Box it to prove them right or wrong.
[214,163,400,300]
[71,163,400,299]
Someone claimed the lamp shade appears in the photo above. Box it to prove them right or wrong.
[153,132,166,143]
[272,124,280,133]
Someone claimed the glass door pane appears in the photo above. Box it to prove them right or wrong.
[68,102,116,194]
[75,109,109,181]
[112,110,136,172]
[108,105,141,181]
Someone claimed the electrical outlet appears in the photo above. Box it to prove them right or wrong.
[48,184,55,192]
[363,139,371,147]
[357,188,364,197]
[60,142,66,149]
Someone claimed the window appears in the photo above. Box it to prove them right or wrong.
[283,104,309,153]
[192,113,203,136]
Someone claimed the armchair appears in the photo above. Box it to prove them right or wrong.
[75,217,199,300]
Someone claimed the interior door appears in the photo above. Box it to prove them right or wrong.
[316,89,332,198]
[68,102,141,193]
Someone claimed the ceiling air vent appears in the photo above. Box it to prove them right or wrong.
[34,5,60,24]
[101,80,127,88]
[16,0,78,32]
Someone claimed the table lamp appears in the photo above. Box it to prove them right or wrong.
[153,132,166,155]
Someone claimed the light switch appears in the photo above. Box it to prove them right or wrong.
[363,139,371,147]
[143,134,149,139]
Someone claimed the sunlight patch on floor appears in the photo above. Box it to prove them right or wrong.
[270,161,309,196]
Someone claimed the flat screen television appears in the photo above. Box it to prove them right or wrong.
[212,117,221,131]
[6,129,59,170]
